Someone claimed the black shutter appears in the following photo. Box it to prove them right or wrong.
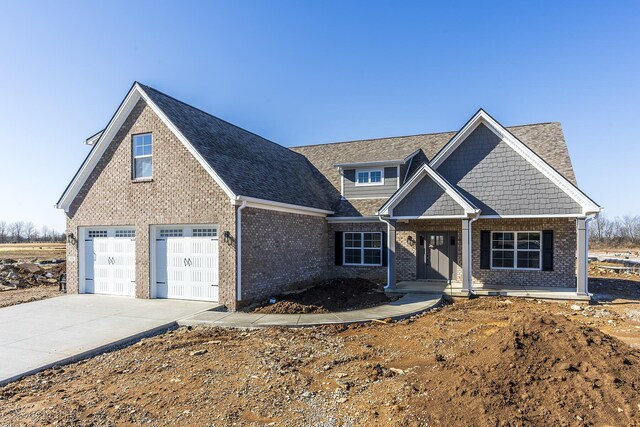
[381,231,388,266]
[335,231,343,266]
[542,230,554,271]
[480,231,491,269]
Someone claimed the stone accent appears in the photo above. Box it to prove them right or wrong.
[471,218,577,288]
[240,208,328,304]
[65,99,238,309]
[327,222,387,283]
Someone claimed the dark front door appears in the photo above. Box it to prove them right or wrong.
[417,232,457,281]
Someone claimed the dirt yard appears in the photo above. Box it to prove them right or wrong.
[251,278,395,314]
[0,285,63,308]
[1,295,639,426]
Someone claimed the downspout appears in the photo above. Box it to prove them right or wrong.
[236,200,247,302]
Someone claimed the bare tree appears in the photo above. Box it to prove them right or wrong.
[0,220,6,243]
[40,225,50,242]
[24,221,36,243]
[8,221,24,243]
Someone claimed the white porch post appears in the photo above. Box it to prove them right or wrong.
[386,219,396,289]
[576,218,589,296]
[461,219,472,294]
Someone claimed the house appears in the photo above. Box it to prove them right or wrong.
[56,82,601,310]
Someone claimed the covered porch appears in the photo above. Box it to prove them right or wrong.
[381,216,592,301]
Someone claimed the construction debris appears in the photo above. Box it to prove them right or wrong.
[0,259,66,290]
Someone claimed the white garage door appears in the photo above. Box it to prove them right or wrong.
[83,228,136,296]
[155,225,219,302]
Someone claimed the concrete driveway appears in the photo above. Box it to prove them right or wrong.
[0,294,218,386]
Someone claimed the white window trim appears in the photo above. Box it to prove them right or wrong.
[343,231,383,266]
[355,168,384,187]
[132,133,153,179]
[490,231,542,271]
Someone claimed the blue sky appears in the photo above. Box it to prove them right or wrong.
[0,0,638,231]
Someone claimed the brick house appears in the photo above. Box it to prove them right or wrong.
[56,83,601,310]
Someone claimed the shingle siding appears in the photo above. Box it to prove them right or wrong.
[65,99,238,309]
[343,166,398,199]
[437,124,582,216]
[393,176,465,217]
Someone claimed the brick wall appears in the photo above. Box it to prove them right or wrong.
[241,208,328,303]
[327,222,387,283]
[65,99,238,308]
[395,219,463,282]
[471,218,576,288]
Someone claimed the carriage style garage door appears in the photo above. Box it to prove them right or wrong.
[154,225,219,302]
[83,228,136,296]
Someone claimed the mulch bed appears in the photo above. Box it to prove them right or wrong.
[250,278,396,314]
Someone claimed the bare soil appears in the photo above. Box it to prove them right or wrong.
[1,297,639,426]
[251,278,395,314]
[0,284,63,308]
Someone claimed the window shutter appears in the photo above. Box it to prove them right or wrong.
[335,231,343,266]
[480,231,491,269]
[381,231,388,267]
[542,230,554,271]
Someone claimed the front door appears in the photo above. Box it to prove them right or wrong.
[417,231,456,281]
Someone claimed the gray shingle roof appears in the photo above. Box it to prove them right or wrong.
[140,84,333,211]
[292,122,578,216]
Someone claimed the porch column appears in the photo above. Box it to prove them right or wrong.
[386,219,396,289]
[576,218,588,295]
[461,219,472,294]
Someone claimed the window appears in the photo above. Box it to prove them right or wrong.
[88,230,108,238]
[160,229,183,237]
[132,133,152,179]
[193,228,217,237]
[344,232,382,266]
[115,230,135,238]
[355,169,384,186]
[491,232,541,270]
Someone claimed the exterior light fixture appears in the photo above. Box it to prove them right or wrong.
[407,235,415,246]
[223,230,231,245]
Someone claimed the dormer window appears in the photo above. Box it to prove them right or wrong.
[132,133,153,179]
[355,169,384,186]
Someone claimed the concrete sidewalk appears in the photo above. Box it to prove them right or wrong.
[0,294,217,386]
[179,293,442,328]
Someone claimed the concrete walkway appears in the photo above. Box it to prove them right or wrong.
[0,294,217,386]
[179,293,442,328]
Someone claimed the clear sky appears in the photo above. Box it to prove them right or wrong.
[0,0,638,232]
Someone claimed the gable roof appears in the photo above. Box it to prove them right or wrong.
[429,109,600,216]
[57,83,334,213]
[291,120,580,214]
[378,163,480,218]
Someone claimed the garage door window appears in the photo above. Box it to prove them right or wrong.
[160,229,183,237]
[88,230,108,238]
[193,228,217,237]
[115,230,136,238]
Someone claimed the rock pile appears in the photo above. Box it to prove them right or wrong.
[0,259,65,291]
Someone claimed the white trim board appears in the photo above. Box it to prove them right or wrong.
[236,196,333,217]
[429,109,601,216]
